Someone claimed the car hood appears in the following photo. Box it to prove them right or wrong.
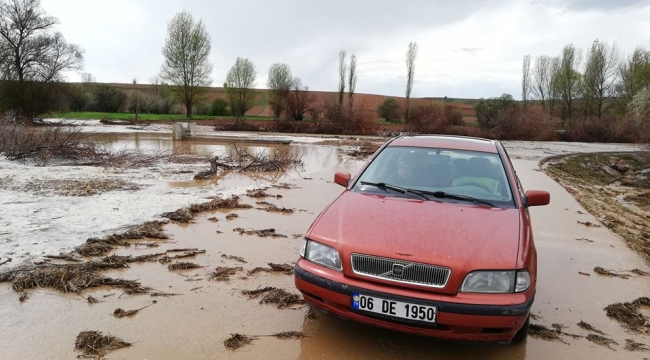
[307,191,522,292]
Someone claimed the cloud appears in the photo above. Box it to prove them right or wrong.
[42,0,650,99]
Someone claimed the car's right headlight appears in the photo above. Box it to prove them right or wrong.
[459,270,531,293]
[300,239,342,271]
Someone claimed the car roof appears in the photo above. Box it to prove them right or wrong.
[388,135,499,154]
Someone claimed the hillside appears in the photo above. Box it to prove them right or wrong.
[103,82,477,120]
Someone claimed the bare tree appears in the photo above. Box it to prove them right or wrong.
[160,10,212,118]
[338,50,346,106]
[348,54,357,108]
[548,57,561,117]
[285,77,313,121]
[0,0,83,82]
[406,41,418,122]
[553,44,582,123]
[225,57,257,118]
[582,40,619,119]
[522,55,531,109]
[267,63,292,119]
[532,56,552,112]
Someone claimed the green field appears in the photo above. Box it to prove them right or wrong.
[50,112,274,121]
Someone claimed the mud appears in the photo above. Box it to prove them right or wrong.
[3,135,650,360]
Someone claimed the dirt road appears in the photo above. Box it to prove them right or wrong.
[0,139,648,359]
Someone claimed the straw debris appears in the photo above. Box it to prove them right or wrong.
[577,321,606,335]
[624,339,650,351]
[528,324,569,344]
[594,266,629,279]
[161,196,252,223]
[605,297,650,334]
[0,263,151,294]
[255,201,294,214]
[259,288,305,309]
[168,262,203,271]
[74,331,131,357]
[233,228,288,238]
[208,267,243,282]
[113,304,153,318]
[221,254,247,263]
[224,333,257,350]
[273,331,306,340]
[226,213,239,220]
[586,334,618,350]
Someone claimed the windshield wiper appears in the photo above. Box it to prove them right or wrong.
[427,191,496,207]
[359,181,429,200]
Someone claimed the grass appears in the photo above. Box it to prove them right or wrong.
[49,112,274,121]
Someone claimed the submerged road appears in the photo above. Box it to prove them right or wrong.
[0,139,648,360]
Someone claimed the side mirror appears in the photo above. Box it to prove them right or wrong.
[524,190,550,207]
[334,172,351,187]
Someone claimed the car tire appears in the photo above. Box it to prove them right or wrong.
[511,315,530,343]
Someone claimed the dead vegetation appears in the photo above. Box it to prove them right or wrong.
[0,178,141,197]
[168,262,203,271]
[577,321,607,335]
[208,267,243,282]
[241,286,305,309]
[75,221,168,257]
[221,254,247,263]
[113,304,153,318]
[528,324,569,344]
[246,189,274,198]
[0,262,150,294]
[233,228,288,238]
[272,331,306,340]
[194,144,304,180]
[255,201,294,214]
[605,297,650,334]
[224,333,256,350]
[625,339,650,351]
[586,334,618,350]
[162,195,252,223]
[74,331,131,358]
[594,266,630,279]
[246,263,294,276]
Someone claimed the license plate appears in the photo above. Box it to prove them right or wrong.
[351,292,437,323]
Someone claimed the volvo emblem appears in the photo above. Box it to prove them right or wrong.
[392,264,405,276]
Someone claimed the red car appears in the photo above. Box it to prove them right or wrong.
[294,135,550,343]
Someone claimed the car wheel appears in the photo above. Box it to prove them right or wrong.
[511,315,530,343]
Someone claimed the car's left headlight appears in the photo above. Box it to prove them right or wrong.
[300,239,342,271]
[460,270,531,293]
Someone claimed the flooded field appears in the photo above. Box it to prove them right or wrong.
[1,124,649,359]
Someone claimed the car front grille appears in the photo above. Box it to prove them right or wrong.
[350,254,450,288]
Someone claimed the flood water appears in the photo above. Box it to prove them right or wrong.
[1,128,650,360]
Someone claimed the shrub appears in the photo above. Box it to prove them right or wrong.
[493,107,558,141]
[404,103,450,134]
[91,85,127,112]
[377,98,401,122]
[322,100,376,135]
[210,98,230,116]
[474,94,515,129]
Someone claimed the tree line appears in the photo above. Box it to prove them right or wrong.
[1,2,426,128]
[473,40,650,142]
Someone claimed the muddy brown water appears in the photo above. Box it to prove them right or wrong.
[1,136,649,359]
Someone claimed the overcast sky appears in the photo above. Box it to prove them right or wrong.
[40,0,650,99]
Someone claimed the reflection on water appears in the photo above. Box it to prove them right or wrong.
[90,132,344,187]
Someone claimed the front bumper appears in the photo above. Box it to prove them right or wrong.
[294,260,533,342]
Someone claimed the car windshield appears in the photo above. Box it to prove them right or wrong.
[352,146,514,206]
